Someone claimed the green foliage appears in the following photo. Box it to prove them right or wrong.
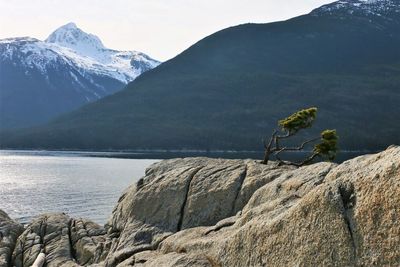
[314,129,339,160]
[264,108,339,166]
[278,107,317,133]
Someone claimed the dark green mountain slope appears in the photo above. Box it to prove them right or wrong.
[2,0,400,151]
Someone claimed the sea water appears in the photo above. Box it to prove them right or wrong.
[0,150,158,225]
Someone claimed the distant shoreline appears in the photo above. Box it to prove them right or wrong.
[0,149,378,162]
[0,148,375,153]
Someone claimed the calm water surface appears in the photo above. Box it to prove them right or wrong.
[0,150,158,225]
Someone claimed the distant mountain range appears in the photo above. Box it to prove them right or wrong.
[0,23,159,129]
[1,0,400,151]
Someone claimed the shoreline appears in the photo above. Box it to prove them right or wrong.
[0,148,377,161]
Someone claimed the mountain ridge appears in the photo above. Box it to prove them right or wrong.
[2,0,399,150]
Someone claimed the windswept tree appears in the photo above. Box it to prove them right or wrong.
[262,107,338,166]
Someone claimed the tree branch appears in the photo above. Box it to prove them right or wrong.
[274,136,320,159]
[282,153,320,167]
[276,130,296,139]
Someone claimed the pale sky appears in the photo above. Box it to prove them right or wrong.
[0,0,334,61]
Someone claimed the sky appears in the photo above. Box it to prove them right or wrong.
[0,0,334,61]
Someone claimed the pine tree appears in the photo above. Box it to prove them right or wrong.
[262,107,338,166]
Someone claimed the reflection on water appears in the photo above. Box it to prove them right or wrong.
[0,150,158,225]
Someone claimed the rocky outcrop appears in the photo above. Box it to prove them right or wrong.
[3,146,400,266]
[160,147,400,266]
[0,210,24,267]
[11,214,108,267]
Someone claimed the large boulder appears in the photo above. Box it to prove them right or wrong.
[103,158,267,266]
[0,210,24,267]
[158,161,336,264]
[12,213,107,267]
[103,157,336,266]
[159,146,400,266]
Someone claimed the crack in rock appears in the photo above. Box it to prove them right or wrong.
[67,219,77,262]
[177,166,205,232]
[338,183,357,259]
[231,163,248,215]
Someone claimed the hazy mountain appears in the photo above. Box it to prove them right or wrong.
[2,0,400,151]
[0,23,159,129]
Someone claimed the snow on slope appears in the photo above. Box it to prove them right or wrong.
[312,0,400,17]
[46,22,106,54]
[0,23,160,84]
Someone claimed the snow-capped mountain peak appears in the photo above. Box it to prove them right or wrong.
[0,22,161,84]
[0,22,160,103]
[61,22,78,29]
[0,22,161,129]
[46,22,106,55]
